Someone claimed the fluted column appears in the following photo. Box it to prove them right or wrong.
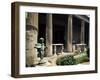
[26,13,38,66]
[45,14,53,57]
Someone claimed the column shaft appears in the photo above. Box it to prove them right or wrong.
[81,20,85,43]
[26,13,38,66]
[67,15,73,52]
[46,14,53,57]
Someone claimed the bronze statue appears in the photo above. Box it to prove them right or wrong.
[34,38,46,60]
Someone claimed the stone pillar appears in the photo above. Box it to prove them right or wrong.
[64,23,67,51]
[45,14,53,57]
[26,13,38,67]
[80,20,85,43]
[67,15,73,52]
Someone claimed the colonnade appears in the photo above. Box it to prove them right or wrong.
[26,13,86,66]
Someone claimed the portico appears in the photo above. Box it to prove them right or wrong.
[26,13,89,66]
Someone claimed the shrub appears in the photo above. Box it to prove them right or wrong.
[87,48,90,58]
[74,52,89,64]
[56,52,89,66]
[56,55,76,65]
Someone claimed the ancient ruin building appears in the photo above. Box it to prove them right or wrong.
[26,13,89,66]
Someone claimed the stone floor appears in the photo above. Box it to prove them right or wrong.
[36,54,57,66]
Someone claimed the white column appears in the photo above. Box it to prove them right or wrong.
[46,14,53,57]
[67,15,73,52]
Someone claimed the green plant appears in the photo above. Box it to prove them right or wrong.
[74,52,89,64]
[56,55,76,65]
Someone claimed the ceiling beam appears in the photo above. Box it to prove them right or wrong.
[74,15,89,23]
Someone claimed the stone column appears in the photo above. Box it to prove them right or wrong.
[45,14,53,57]
[67,15,73,52]
[64,23,67,52]
[80,20,85,43]
[26,13,38,67]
